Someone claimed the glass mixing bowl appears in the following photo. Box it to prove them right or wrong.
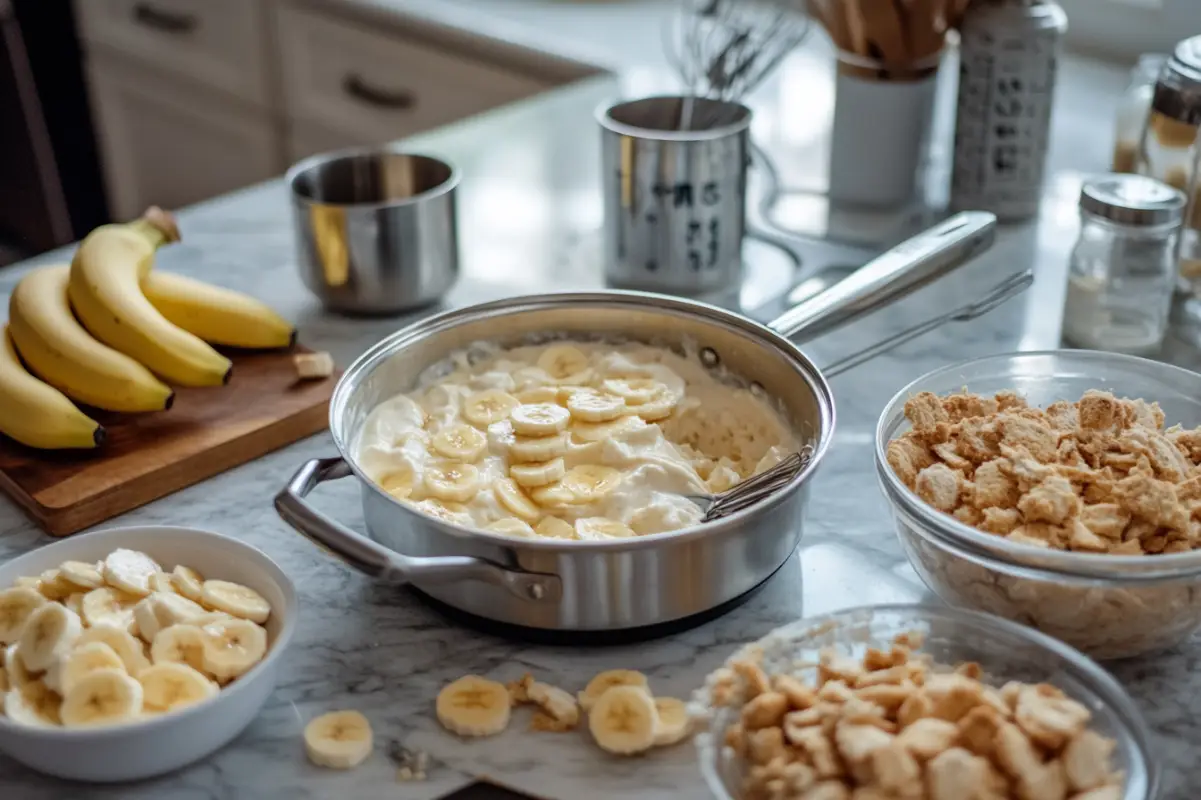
[695,604,1157,800]
[875,350,1201,659]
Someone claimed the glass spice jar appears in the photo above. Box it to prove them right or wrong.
[1062,174,1185,355]
[1112,54,1167,174]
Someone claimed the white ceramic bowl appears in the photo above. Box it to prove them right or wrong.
[0,525,296,782]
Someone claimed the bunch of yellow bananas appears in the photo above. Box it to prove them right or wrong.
[0,207,296,450]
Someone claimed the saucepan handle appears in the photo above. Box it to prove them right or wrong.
[766,211,998,342]
[274,457,562,602]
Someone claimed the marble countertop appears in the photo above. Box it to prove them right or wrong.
[2,4,1200,798]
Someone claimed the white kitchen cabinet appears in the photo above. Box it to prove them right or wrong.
[86,54,280,221]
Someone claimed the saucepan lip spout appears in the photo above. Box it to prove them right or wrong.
[324,290,839,551]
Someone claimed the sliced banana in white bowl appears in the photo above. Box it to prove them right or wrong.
[0,525,295,783]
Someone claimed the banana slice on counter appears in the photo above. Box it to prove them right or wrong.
[588,685,659,755]
[36,569,77,601]
[492,478,542,523]
[60,667,142,727]
[527,680,580,730]
[102,549,161,597]
[200,581,271,625]
[408,498,473,525]
[462,389,519,427]
[532,465,622,506]
[0,586,47,643]
[652,697,691,746]
[514,386,559,405]
[17,603,82,672]
[4,680,62,727]
[436,675,511,737]
[200,617,267,682]
[59,560,105,591]
[151,624,209,674]
[139,662,218,714]
[80,586,139,632]
[578,669,650,712]
[510,431,570,463]
[534,517,577,539]
[56,641,126,696]
[602,378,662,405]
[566,391,627,423]
[5,643,36,689]
[570,415,647,443]
[575,518,636,540]
[510,458,566,488]
[536,345,592,384]
[431,423,487,461]
[510,403,571,437]
[484,519,537,538]
[423,463,481,503]
[171,565,206,603]
[305,710,374,769]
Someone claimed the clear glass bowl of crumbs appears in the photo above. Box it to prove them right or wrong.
[875,350,1201,660]
[694,604,1156,800]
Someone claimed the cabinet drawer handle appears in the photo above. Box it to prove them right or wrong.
[133,3,198,34]
[342,74,415,110]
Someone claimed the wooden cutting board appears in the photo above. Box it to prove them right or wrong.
[0,347,337,536]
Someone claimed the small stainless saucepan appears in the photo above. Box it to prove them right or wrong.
[276,212,1026,631]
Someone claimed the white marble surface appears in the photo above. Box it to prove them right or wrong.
[2,4,1200,799]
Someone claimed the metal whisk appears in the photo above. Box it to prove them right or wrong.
[664,0,811,129]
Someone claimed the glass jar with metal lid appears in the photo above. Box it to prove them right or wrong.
[1062,174,1185,355]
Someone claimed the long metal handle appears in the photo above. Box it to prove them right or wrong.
[133,3,198,34]
[766,211,997,341]
[274,457,561,602]
[821,270,1034,378]
[342,74,416,110]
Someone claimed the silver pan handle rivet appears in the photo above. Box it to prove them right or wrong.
[527,584,546,600]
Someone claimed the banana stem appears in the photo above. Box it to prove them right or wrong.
[129,206,181,248]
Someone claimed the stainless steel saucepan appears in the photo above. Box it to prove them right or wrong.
[275,211,1025,631]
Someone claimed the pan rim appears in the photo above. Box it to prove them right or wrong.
[330,290,836,551]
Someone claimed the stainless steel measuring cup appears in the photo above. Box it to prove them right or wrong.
[599,96,752,296]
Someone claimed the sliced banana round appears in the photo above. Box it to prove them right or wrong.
[630,387,678,421]
[57,641,126,696]
[575,517,637,540]
[81,586,139,632]
[423,463,481,503]
[534,516,578,539]
[408,498,473,525]
[491,478,542,523]
[652,697,692,746]
[139,662,218,714]
[134,591,211,642]
[0,586,47,643]
[514,386,559,405]
[63,592,85,621]
[5,642,35,689]
[588,684,659,755]
[578,669,650,712]
[77,622,150,676]
[571,415,647,443]
[59,560,105,591]
[484,518,537,538]
[102,549,161,597]
[510,403,571,437]
[35,569,76,601]
[60,667,143,728]
[436,675,511,737]
[171,565,206,603]
[151,624,209,674]
[304,710,374,770]
[17,602,82,672]
[199,581,271,624]
[462,389,519,428]
[4,680,61,727]
[532,465,622,506]
[602,377,662,405]
[431,423,488,461]
[510,457,566,488]
[509,431,570,463]
[536,345,592,384]
[378,467,416,500]
[147,571,178,595]
[527,680,580,729]
[200,617,268,682]
[566,390,628,423]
